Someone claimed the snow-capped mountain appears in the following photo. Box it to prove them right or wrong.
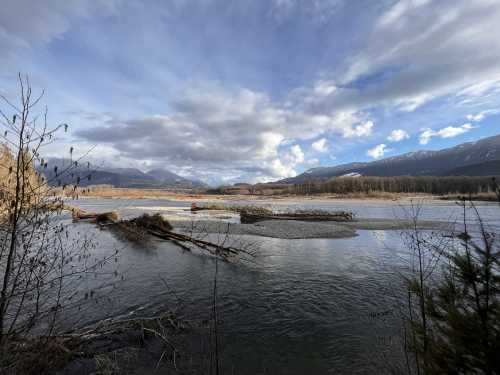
[280,134,500,184]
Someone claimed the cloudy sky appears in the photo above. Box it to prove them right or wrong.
[1,0,500,185]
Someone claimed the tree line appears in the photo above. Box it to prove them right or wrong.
[282,176,498,196]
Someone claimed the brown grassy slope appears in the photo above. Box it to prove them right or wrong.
[0,145,45,217]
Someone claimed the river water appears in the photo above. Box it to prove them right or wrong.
[61,198,499,374]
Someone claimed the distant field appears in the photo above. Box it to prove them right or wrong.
[66,185,499,202]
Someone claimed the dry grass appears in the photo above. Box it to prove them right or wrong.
[0,144,45,217]
[56,184,499,203]
[0,336,82,375]
[67,186,439,202]
[0,311,189,375]
[94,349,140,375]
[69,185,208,200]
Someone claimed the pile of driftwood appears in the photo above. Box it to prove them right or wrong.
[71,206,120,223]
[190,202,273,215]
[116,214,242,259]
[240,210,354,224]
[72,208,241,260]
[190,202,354,224]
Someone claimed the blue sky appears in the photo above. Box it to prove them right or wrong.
[1,0,500,185]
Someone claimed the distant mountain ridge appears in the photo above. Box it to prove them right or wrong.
[146,168,207,187]
[280,134,500,184]
[40,159,207,188]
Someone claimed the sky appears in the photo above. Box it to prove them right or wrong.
[1,0,500,185]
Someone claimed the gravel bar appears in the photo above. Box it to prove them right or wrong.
[170,217,451,239]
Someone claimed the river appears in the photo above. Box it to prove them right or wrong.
[60,197,500,374]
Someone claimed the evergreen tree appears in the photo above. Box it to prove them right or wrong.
[407,200,500,374]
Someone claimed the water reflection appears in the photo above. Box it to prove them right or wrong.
[61,198,499,374]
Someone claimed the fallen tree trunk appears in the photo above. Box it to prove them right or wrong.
[240,210,354,224]
[73,211,244,260]
[146,228,239,256]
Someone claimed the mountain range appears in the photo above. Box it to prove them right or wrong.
[40,159,207,188]
[41,134,500,189]
[280,134,500,184]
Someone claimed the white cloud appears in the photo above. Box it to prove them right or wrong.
[418,129,435,145]
[377,0,431,29]
[466,109,499,122]
[313,80,337,96]
[342,121,373,138]
[438,124,474,138]
[366,144,388,159]
[77,86,378,182]
[264,159,297,180]
[257,132,285,159]
[387,129,410,142]
[311,138,329,152]
[284,144,305,165]
[419,123,475,145]
[313,0,500,114]
[257,144,306,181]
[457,79,500,98]
[466,113,485,122]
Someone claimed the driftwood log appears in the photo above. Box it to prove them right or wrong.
[190,203,354,223]
[71,207,120,223]
[114,214,241,259]
[240,210,354,224]
[73,211,243,260]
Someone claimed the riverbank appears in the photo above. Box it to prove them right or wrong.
[3,313,207,375]
[68,186,498,203]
